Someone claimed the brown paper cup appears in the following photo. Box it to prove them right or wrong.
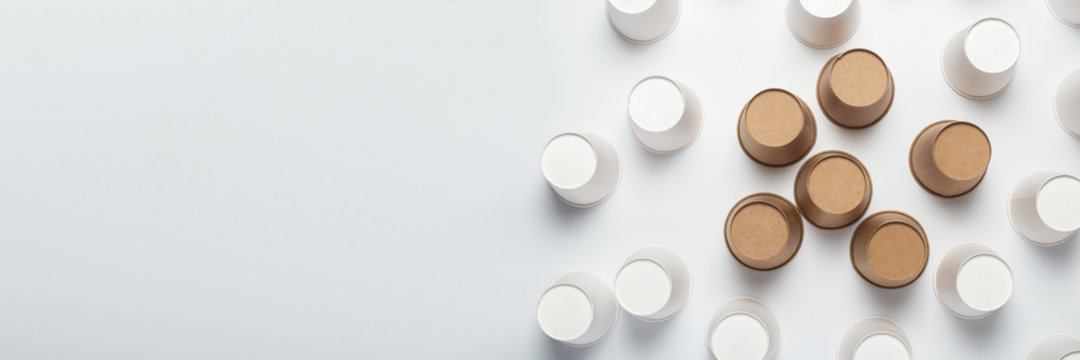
[817,49,895,128]
[738,89,817,166]
[909,120,991,197]
[724,193,803,270]
[850,211,929,289]
[794,151,873,228]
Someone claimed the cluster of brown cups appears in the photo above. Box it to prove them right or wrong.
[727,48,991,289]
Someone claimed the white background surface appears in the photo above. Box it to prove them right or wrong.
[1,0,1079,359]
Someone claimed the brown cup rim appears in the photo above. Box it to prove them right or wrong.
[908,120,992,198]
[816,48,896,129]
[724,192,804,271]
[849,210,929,289]
[737,88,818,167]
[794,150,873,229]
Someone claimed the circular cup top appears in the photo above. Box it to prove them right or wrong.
[541,133,598,190]
[1026,334,1080,360]
[795,151,873,228]
[738,88,817,166]
[838,317,913,360]
[706,297,782,360]
[956,254,1014,312]
[537,270,618,346]
[850,211,929,288]
[1054,69,1080,138]
[615,259,671,317]
[1036,174,1080,232]
[725,193,804,270]
[629,76,686,133]
[537,284,593,342]
[817,49,894,128]
[909,120,991,197]
[964,18,1021,74]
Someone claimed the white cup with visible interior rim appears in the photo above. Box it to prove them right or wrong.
[786,0,861,49]
[941,18,1021,100]
[837,316,913,360]
[540,132,622,208]
[614,245,692,322]
[1054,69,1080,139]
[536,270,619,347]
[1008,171,1080,246]
[705,297,782,360]
[606,0,681,44]
[1026,334,1080,360]
[933,242,1014,319]
[626,76,703,154]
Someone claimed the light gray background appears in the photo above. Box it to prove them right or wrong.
[1,0,1079,359]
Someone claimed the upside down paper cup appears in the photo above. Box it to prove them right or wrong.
[794,151,873,228]
[705,297,782,360]
[606,0,681,43]
[850,211,929,289]
[540,132,622,208]
[1054,69,1080,139]
[817,49,895,128]
[933,242,1014,319]
[628,76,703,154]
[941,18,1021,100]
[909,120,991,197]
[1026,334,1080,360]
[1008,171,1080,246]
[786,0,861,49]
[536,270,619,347]
[738,88,817,166]
[614,245,692,322]
[725,193,804,270]
[837,317,914,360]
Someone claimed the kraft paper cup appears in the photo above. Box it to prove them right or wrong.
[628,76,703,154]
[794,150,873,229]
[536,270,619,347]
[850,211,929,289]
[1008,171,1080,246]
[786,0,861,49]
[909,120,992,197]
[941,18,1021,100]
[933,242,1014,319]
[1048,0,1080,27]
[817,49,895,128]
[1026,334,1080,360]
[837,317,914,360]
[725,193,804,271]
[1054,69,1080,139]
[705,297,782,360]
[738,88,817,166]
[540,133,622,208]
[614,245,692,322]
[606,0,681,44]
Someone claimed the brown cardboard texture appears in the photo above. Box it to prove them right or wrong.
[794,151,872,229]
[817,49,895,128]
[738,88,817,166]
[850,211,929,288]
[910,120,991,197]
[725,193,803,271]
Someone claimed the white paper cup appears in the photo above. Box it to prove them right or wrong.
[540,133,622,208]
[614,245,692,321]
[536,270,619,347]
[705,297,782,360]
[941,18,1021,100]
[1026,334,1080,360]
[1048,0,1080,27]
[837,317,913,360]
[786,0,861,49]
[1054,69,1080,139]
[1008,171,1080,246]
[627,76,703,154]
[933,242,1014,319]
[606,0,681,44]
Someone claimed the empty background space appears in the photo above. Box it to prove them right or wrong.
[1,0,1079,359]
